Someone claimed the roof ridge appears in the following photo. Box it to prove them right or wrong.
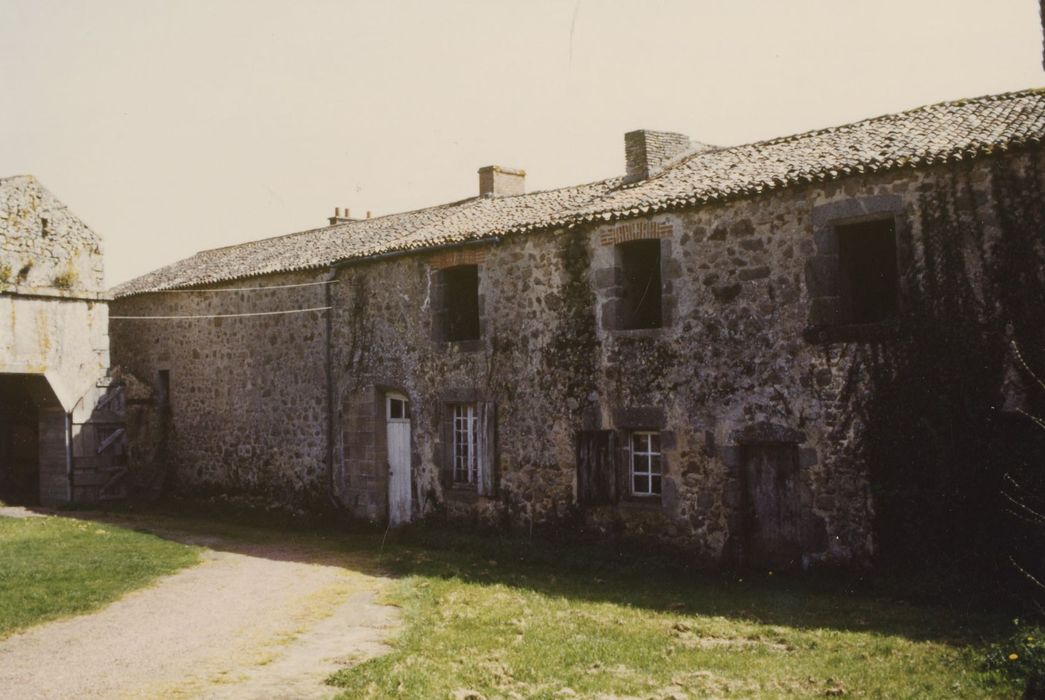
[112,86,1045,297]
[665,86,1045,174]
[192,175,623,257]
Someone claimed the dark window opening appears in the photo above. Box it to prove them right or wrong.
[837,219,898,324]
[388,396,410,420]
[619,240,662,329]
[443,265,480,341]
[157,370,170,406]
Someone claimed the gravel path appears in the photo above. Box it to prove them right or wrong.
[0,519,400,699]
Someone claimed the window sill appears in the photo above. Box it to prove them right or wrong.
[803,320,901,344]
[607,326,667,339]
[445,485,479,503]
[620,495,664,510]
[440,338,483,353]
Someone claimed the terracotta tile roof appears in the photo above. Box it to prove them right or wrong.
[113,87,1045,297]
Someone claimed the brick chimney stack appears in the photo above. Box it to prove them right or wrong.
[624,130,693,183]
[478,165,525,198]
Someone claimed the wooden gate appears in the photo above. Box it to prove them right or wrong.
[70,378,128,502]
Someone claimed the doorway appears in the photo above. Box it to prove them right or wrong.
[741,443,802,568]
[386,393,412,526]
[0,381,39,505]
[0,374,64,506]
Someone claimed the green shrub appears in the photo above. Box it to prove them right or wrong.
[984,619,1045,693]
[0,263,10,284]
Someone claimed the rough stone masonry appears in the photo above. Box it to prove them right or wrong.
[0,175,123,505]
[109,89,1045,568]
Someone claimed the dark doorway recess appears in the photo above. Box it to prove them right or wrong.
[0,375,44,505]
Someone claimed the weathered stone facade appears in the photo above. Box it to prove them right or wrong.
[0,175,122,505]
[110,144,1045,568]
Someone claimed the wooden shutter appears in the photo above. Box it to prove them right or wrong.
[477,402,497,497]
[576,430,618,506]
[439,406,453,488]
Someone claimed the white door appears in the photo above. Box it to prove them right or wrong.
[386,393,412,526]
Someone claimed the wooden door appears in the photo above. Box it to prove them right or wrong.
[386,393,412,526]
[742,444,802,568]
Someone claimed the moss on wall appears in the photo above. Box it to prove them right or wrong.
[542,229,599,413]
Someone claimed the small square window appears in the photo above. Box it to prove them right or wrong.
[630,430,662,496]
[387,394,410,421]
[618,240,662,329]
[836,219,898,324]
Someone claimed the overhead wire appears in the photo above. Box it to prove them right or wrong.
[143,280,338,293]
[111,280,338,320]
[109,306,332,320]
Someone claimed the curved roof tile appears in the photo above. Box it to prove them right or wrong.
[114,87,1044,297]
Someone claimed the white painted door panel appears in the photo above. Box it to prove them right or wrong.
[386,394,411,526]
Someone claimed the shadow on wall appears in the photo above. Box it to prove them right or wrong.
[837,157,1045,572]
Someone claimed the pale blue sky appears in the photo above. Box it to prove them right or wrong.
[1,0,1042,286]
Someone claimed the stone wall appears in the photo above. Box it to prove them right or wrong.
[0,175,110,405]
[1,175,104,294]
[0,175,116,505]
[111,147,1045,566]
[109,271,333,508]
[340,385,391,520]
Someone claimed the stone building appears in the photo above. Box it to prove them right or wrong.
[110,88,1045,567]
[0,175,125,506]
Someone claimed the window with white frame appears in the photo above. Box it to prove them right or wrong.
[452,404,478,485]
[630,431,662,496]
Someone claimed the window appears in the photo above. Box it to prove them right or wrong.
[442,265,480,341]
[836,218,898,324]
[619,240,662,329]
[452,404,478,485]
[441,399,497,495]
[387,395,410,421]
[630,431,662,496]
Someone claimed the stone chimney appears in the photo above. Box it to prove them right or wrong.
[624,130,692,182]
[478,165,525,198]
[328,206,357,226]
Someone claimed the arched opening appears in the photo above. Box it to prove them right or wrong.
[0,374,66,506]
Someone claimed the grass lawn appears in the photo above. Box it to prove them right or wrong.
[329,529,1022,699]
[0,514,200,637]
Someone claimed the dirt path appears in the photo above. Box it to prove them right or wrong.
[0,518,400,699]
